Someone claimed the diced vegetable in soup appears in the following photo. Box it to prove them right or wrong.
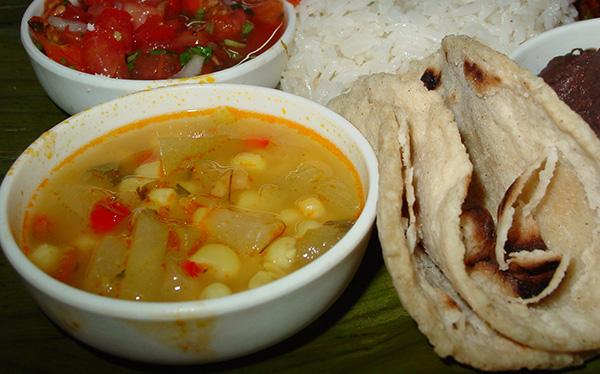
[21,107,364,302]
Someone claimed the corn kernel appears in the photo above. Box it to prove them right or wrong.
[191,207,211,227]
[117,176,154,192]
[189,243,240,279]
[74,235,96,254]
[296,219,321,237]
[211,173,231,198]
[28,243,62,273]
[280,208,303,227]
[264,236,297,270]
[248,270,279,289]
[234,190,260,209]
[148,188,177,206]
[200,282,232,300]
[296,195,326,219]
[232,152,266,171]
[231,169,251,190]
[258,184,285,211]
[134,161,161,178]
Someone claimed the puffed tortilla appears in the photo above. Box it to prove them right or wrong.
[327,35,600,370]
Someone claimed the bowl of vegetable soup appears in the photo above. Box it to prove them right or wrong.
[0,83,378,364]
[20,0,296,115]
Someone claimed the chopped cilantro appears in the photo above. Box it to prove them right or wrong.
[241,21,254,38]
[224,39,246,48]
[180,46,213,66]
[194,9,205,22]
[126,51,139,70]
[205,22,214,35]
[175,183,191,196]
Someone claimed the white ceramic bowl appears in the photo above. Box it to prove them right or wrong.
[509,18,600,74]
[0,84,378,364]
[20,0,296,115]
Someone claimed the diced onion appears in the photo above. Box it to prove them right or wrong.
[170,54,205,79]
[48,16,87,34]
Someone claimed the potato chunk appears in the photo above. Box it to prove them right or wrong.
[202,208,286,253]
[119,210,169,300]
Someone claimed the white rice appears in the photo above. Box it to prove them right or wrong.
[279,0,578,105]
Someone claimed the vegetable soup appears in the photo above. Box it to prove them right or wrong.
[21,107,364,302]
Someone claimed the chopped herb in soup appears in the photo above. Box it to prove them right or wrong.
[21,107,364,302]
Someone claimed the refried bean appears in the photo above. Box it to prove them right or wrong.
[538,48,600,137]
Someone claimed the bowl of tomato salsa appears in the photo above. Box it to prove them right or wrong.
[0,83,378,364]
[21,0,296,115]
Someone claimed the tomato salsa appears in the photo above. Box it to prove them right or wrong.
[28,0,288,80]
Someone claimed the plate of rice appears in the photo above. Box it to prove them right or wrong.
[280,0,577,105]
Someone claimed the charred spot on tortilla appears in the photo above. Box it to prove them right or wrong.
[421,68,441,90]
[505,215,547,255]
[461,205,496,266]
[463,59,502,93]
[470,255,558,300]
[507,259,560,299]
[471,261,521,298]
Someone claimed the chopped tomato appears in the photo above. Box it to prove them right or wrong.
[54,248,78,283]
[244,137,270,148]
[36,36,85,71]
[122,1,165,30]
[211,8,248,43]
[31,214,53,241]
[29,17,85,70]
[180,259,206,277]
[181,0,203,17]
[286,0,302,5]
[133,14,178,51]
[31,0,287,78]
[167,230,180,252]
[82,27,130,77]
[53,3,91,23]
[95,7,134,53]
[247,0,285,25]
[164,0,183,17]
[167,29,213,53]
[130,52,181,80]
[90,199,131,233]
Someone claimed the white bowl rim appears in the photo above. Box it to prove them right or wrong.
[20,0,296,89]
[0,83,379,321]
[508,17,600,61]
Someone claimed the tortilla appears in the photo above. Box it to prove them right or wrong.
[327,35,600,370]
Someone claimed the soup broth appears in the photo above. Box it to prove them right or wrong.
[21,107,364,302]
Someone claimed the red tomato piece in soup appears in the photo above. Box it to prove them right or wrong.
[90,200,131,233]
[82,27,130,78]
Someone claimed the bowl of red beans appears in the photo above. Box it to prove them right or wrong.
[0,83,378,364]
[21,0,297,115]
